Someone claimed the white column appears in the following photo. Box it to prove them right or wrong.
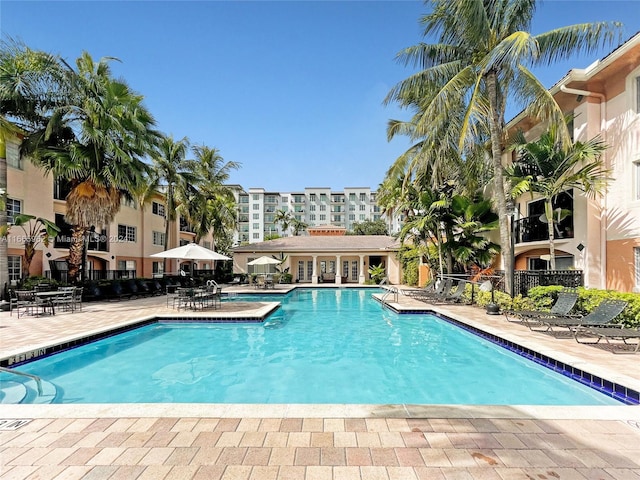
[335,255,342,284]
[359,255,366,284]
[312,255,319,284]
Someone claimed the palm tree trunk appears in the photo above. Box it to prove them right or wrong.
[546,200,557,270]
[486,71,514,295]
[0,143,8,299]
[68,227,86,283]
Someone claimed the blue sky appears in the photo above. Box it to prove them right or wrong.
[2,1,639,191]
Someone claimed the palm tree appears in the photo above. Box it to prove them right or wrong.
[9,214,60,278]
[274,209,293,236]
[507,124,609,269]
[291,218,308,236]
[386,0,621,294]
[26,52,159,281]
[0,39,67,295]
[149,135,193,269]
[187,145,240,247]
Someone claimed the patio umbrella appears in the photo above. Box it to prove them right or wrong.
[150,243,231,261]
[247,255,282,274]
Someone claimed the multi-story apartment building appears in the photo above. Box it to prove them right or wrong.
[505,32,640,293]
[231,186,401,245]
[2,132,216,285]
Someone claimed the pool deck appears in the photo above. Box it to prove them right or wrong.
[1,285,639,479]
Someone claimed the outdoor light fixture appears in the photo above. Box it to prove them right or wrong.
[577,243,585,252]
[481,280,500,315]
[45,252,52,258]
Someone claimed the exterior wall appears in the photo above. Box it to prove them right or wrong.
[607,238,640,292]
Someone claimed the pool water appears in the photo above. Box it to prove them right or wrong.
[2,288,621,405]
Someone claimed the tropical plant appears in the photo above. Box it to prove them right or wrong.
[291,217,308,236]
[350,219,389,235]
[6,213,60,278]
[274,209,293,236]
[507,124,610,269]
[385,0,621,293]
[185,144,240,248]
[368,263,387,284]
[148,135,193,258]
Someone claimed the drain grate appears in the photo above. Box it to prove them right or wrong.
[0,419,32,431]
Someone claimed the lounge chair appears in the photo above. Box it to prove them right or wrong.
[434,280,468,304]
[529,299,628,334]
[401,279,435,298]
[413,278,454,303]
[574,326,640,354]
[504,291,578,324]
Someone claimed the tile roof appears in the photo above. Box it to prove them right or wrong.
[233,235,400,253]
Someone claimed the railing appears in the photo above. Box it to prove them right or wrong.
[514,270,583,297]
[0,366,44,396]
[514,216,574,244]
[46,269,136,283]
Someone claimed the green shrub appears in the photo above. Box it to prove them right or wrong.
[512,286,640,328]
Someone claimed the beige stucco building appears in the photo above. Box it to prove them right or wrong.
[505,32,640,292]
[1,133,216,284]
[232,235,402,285]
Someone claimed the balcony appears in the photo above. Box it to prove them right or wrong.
[514,215,574,244]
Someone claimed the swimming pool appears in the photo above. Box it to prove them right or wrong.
[0,288,625,405]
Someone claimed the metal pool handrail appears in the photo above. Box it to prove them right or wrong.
[0,366,44,396]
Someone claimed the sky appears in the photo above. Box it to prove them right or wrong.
[2,0,640,192]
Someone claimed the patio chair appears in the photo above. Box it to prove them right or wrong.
[413,278,453,303]
[529,299,628,334]
[53,287,77,313]
[434,280,468,304]
[573,326,640,354]
[400,278,435,298]
[504,291,579,324]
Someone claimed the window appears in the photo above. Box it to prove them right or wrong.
[309,205,316,211]
[349,193,356,201]
[253,213,260,220]
[152,231,165,246]
[359,193,366,202]
[349,214,355,221]
[253,204,260,210]
[253,194,260,201]
[117,260,136,271]
[240,206,249,213]
[5,141,22,169]
[359,205,366,211]
[635,247,640,291]
[359,214,366,220]
[319,214,326,221]
[8,255,21,284]
[281,196,288,203]
[349,204,355,211]
[635,160,640,201]
[320,193,327,201]
[266,195,277,203]
[253,233,260,239]
[310,214,316,221]
[320,205,326,211]
[117,224,137,242]
[253,223,260,229]
[152,261,164,277]
[309,193,316,202]
[6,198,21,223]
[152,201,165,217]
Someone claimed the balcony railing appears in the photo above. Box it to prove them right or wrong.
[514,215,573,244]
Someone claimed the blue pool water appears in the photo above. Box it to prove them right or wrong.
[2,288,622,405]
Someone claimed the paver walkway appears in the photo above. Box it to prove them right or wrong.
[1,286,639,479]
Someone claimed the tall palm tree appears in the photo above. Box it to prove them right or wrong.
[386,0,621,294]
[507,125,609,269]
[26,52,159,281]
[149,135,193,268]
[274,209,293,236]
[291,218,308,236]
[186,145,240,248]
[0,39,67,294]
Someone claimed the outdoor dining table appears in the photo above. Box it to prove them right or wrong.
[33,290,70,315]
